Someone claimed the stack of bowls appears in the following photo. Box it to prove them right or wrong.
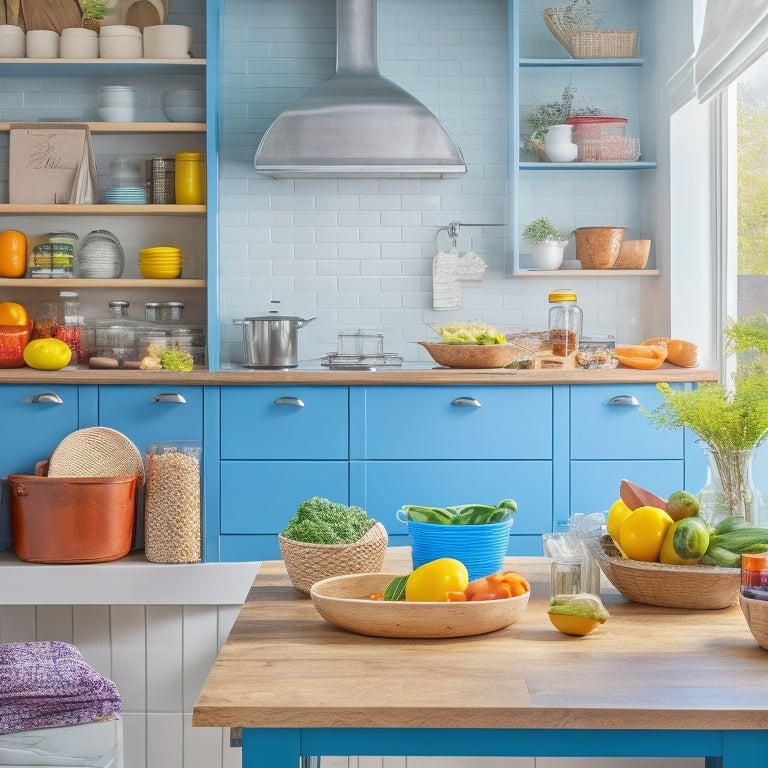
[99,25,142,59]
[139,247,182,279]
[98,86,137,122]
[162,89,205,123]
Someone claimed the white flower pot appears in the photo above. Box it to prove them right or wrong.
[544,124,578,163]
[531,240,567,271]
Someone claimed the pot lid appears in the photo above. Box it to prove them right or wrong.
[245,313,309,322]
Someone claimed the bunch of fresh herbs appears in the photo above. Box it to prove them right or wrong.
[521,217,572,245]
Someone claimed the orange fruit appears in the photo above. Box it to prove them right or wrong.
[614,344,668,370]
[0,301,29,326]
[548,612,603,636]
[0,230,27,278]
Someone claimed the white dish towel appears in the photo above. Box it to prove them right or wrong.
[432,250,487,310]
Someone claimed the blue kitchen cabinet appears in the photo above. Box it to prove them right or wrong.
[218,386,349,561]
[569,384,688,516]
[349,385,555,555]
[0,385,80,476]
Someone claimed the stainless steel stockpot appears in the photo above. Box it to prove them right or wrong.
[234,312,315,368]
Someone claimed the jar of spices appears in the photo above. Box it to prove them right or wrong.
[548,290,582,357]
[55,290,82,367]
[742,553,768,600]
[174,152,206,205]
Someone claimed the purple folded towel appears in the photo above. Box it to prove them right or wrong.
[0,641,122,735]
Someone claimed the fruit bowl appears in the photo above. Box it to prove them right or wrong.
[740,593,768,650]
[584,532,741,609]
[310,572,529,638]
[418,341,522,369]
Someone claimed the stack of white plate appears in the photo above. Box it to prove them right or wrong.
[101,187,147,204]
[98,85,137,122]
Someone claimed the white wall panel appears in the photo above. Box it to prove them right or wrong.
[122,712,148,768]
[182,605,221,711]
[147,605,184,713]
[111,605,148,711]
[73,604,112,677]
[36,604,73,642]
[0,605,35,641]
[184,712,223,768]
[148,712,184,767]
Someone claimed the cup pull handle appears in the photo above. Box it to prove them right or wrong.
[23,392,63,405]
[150,393,187,404]
[274,396,304,407]
[451,397,482,408]
[607,395,640,406]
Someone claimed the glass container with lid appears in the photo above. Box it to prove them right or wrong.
[83,300,143,367]
[548,289,582,357]
[78,229,125,279]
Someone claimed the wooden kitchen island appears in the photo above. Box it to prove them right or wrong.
[193,549,768,768]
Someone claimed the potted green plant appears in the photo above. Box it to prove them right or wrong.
[521,217,572,270]
[80,0,111,30]
[645,315,768,526]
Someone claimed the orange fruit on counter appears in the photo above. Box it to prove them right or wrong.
[0,230,28,278]
[614,344,668,370]
[641,338,698,368]
[548,612,603,636]
[617,505,674,562]
[0,301,29,326]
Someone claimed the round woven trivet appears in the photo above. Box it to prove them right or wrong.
[48,427,145,482]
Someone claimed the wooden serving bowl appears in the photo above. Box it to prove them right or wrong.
[584,533,741,610]
[310,572,529,638]
[740,594,768,650]
[419,342,521,369]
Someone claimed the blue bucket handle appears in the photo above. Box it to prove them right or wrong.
[396,508,409,524]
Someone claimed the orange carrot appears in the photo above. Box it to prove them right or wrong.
[446,571,530,602]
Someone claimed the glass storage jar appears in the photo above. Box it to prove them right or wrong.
[548,290,582,357]
[78,229,125,279]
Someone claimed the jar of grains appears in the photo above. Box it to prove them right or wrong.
[144,441,202,563]
[548,289,583,357]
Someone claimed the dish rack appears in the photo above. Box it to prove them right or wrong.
[321,329,403,370]
[543,8,639,59]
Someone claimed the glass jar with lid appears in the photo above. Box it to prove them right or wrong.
[548,289,582,357]
[78,229,125,279]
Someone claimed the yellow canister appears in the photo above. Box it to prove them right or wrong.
[174,151,206,205]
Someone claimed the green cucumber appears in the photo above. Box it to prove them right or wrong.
[713,516,749,535]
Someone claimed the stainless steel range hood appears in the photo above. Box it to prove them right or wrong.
[254,0,466,179]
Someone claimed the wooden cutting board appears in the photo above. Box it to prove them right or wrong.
[124,0,160,30]
[20,0,82,32]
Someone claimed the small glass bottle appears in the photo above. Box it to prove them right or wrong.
[741,553,768,600]
[54,290,82,367]
[174,151,206,205]
[548,289,583,357]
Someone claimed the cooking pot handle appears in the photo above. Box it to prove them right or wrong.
[298,317,317,329]
[232,319,245,326]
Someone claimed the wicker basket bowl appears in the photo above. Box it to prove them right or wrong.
[574,226,625,269]
[542,8,639,58]
[278,522,389,594]
[419,342,521,369]
[614,239,651,270]
[740,594,768,650]
[584,533,741,610]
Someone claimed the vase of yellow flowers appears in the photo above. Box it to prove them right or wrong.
[646,316,768,527]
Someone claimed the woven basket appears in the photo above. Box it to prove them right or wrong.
[278,522,389,594]
[543,8,638,58]
[584,533,741,610]
[740,594,768,650]
[419,342,521,369]
[47,427,145,482]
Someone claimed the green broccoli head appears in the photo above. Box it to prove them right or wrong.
[281,496,376,544]
[156,346,194,372]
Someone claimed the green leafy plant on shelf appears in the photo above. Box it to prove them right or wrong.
[79,0,110,21]
[521,84,603,155]
[521,217,572,245]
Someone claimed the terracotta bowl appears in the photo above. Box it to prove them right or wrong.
[614,239,651,269]
[574,227,625,269]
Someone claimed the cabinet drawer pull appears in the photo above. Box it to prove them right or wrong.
[274,396,304,407]
[607,395,640,407]
[150,393,187,404]
[451,397,482,408]
[23,392,63,405]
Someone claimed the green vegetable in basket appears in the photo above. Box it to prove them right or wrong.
[400,499,517,526]
[281,496,376,544]
[436,321,506,345]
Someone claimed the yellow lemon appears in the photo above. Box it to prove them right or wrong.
[617,505,674,562]
[404,558,469,602]
[22,338,72,370]
[607,498,634,542]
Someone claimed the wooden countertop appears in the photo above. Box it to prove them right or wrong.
[193,548,766,732]
[0,364,717,386]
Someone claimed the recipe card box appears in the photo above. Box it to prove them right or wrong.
[9,123,92,204]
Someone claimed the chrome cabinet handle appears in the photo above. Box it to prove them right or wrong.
[274,396,305,407]
[150,393,187,404]
[23,392,63,405]
[607,395,640,406]
[451,396,482,408]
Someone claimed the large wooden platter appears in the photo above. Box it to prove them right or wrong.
[309,572,529,638]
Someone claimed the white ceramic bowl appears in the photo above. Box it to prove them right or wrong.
[162,89,205,107]
[60,27,98,58]
[100,25,142,37]
[26,29,60,58]
[98,105,136,122]
[162,105,205,123]
[143,24,192,59]
[99,32,142,58]
[0,24,25,57]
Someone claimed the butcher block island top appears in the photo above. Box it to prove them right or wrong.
[193,549,767,745]
[0,363,716,385]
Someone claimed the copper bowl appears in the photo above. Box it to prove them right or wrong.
[574,227,625,269]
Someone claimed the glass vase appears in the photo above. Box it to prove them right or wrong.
[697,444,767,527]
